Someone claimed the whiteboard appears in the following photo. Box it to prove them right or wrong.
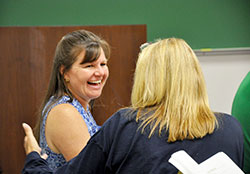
[196,48,250,114]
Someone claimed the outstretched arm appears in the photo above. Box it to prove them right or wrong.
[22,123,107,174]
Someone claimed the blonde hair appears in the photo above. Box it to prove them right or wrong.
[131,38,217,142]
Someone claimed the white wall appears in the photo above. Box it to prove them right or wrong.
[197,50,250,114]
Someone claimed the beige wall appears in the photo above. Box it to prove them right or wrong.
[197,49,250,114]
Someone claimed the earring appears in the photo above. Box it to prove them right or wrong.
[65,79,70,83]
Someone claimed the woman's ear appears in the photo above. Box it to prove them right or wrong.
[59,65,65,76]
[60,65,70,82]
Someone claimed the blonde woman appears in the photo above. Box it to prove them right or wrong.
[22,38,244,174]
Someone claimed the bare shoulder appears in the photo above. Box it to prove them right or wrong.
[50,103,79,116]
[46,103,87,134]
[48,103,83,122]
[45,103,90,157]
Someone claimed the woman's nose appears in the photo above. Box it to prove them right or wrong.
[94,66,104,76]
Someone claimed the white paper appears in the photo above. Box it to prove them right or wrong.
[169,150,244,174]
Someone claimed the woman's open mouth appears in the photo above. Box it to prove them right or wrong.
[87,80,101,85]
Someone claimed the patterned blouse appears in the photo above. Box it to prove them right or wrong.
[40,95,100,170]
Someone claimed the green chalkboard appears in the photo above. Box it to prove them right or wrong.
[0,0,250,49]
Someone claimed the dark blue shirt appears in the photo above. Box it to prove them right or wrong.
[23,108,244,174]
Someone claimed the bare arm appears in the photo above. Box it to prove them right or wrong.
[45,103,91,161]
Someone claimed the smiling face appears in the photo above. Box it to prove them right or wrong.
[63,48,109,109]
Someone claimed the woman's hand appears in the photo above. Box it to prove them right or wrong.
[22,123,47,159]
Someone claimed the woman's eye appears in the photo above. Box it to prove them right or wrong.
[101,62,107,66]
[85,65,93,68]
[101,63,107,66]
